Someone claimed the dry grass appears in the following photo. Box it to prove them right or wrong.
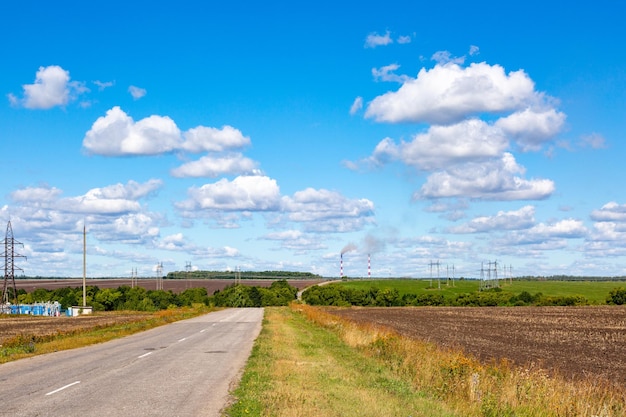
[297,304,626,417]
[225,307,457,417]
[0,306,215,362]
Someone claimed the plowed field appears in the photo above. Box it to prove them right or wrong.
[326,306,626,384]
[0,312,152,345]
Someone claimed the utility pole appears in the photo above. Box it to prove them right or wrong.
[2,221,26,305]
[83,224,87,307]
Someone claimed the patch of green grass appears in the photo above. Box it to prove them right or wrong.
[338,278,621,304]
[340,278,478,298]
[225,307,459,417]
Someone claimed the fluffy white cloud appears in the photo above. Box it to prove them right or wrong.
[83,107,182,156]
[4,180,164,248]
[365,31,392,48]
[10,186,63,203]
[369,119,508,170]
[178,175,281,212]
[448,205,536,233]
[60,180,162,214]
[8,65,84,109]
[591,202,626,222]
[281,188,375,232]
[176,178,375,232]
[515,219,588,243]
[365,62,538,125]
[92,212,160,243]
[171,154,259,178]
[181,125,250,153]
[417,153,555,200]
[83,108,252,159]
[495,107,566,151]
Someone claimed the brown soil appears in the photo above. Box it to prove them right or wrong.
[325,306,626,384]
[0,312,152,345]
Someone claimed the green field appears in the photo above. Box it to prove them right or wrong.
[337,278,626,304]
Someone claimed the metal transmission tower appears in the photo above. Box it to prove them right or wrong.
[2,221,27,305]
[156,262,163,290]
[185,261,192,289]
[429,260,441,289]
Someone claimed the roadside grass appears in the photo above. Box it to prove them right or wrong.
[0,305,216,363]
[296,304,626,417]
[339,278,620,304]
[225,306,458,417]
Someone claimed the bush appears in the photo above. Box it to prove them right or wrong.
[607,287,626,305]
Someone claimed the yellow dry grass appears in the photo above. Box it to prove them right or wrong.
[296,304,626,417]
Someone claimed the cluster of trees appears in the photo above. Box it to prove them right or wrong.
[302,284,592,307]
[12,280,299,311]
[606,287,626,305]
[212,280,298,307]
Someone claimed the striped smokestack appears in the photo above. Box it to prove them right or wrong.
[340,253,343,278]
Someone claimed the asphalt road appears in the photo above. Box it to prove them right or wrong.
[0,308,263,417]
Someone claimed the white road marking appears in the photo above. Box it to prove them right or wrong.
[138,352,153,359]
[178,337,187,342]
[46,381,80,396]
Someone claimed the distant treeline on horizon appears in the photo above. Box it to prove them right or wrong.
[15,270,324,280]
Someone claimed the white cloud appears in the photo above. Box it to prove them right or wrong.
[4,180,165,247]
[175,178,375,232]
[372,64,410,83]
[365,62,539,125]
[447,205,536,233]
[60,180,162,214]
[262,229,327,252]
[128,85,147,100]
[495,107,566,151]
[397,35,411,44]
[177,175,281,212]
[92,212,161,243]
[94,80,115,91]
[181,125,250,153]
[516,219,588,243]
[82,107,182,156]
[349,97,363,115]
[579,133,607,149]
[171,154,259,178]
[591,202,626,222]
[280,188,375,232]
[9,65,85,109]
[417,153,555,200]
[469,45,480,56]
[368,119,508,170]
[431,50,465,65]
[10,185,63,203]
[83,108,254,158]
[365,31,392,48]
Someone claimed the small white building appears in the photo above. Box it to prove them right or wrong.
[68,306,93,317]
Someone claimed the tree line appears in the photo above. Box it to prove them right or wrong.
[301,284,615,307]
[11,280,299,311]
[166,270,321,280]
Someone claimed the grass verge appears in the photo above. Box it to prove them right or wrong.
[227,304,626,417]
[224,306,458,417]
[0,306,217,363]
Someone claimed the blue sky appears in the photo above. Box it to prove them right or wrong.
[1,1,625,279]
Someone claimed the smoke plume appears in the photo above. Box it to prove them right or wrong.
[341,243,357,255]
